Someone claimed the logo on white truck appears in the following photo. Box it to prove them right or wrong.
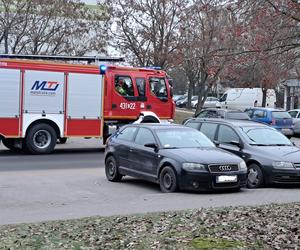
[30,80,61,96]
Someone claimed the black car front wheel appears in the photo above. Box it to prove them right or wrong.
[159,166,178,193]
[247,163,264,188]
[105,156,123,182]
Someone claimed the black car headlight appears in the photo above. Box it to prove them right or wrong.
[182,163,206,172]
[272,161,294,169]
[238,161,247,171]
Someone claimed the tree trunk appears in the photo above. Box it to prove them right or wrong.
[262,88,267,107]
[4,29,9,54]
[195,84,206,116]
[186,81,194,109]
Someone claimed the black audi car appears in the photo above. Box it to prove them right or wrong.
[184,118,300,188]
[104,124,247,192]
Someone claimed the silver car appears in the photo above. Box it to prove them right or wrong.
[192,96,219,109]
[288,109,300,136]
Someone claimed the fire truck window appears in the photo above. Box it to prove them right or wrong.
[115,76,134,96]
[136,78,145,96]
[149,78,168,98]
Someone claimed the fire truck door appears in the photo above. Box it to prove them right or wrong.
[111,74,145,119]
[66,73,103,137]
[146,76,172,119]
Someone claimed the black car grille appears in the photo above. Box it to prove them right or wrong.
[293,163,300,169]
[272,175,300,183]
[208,164,239,173]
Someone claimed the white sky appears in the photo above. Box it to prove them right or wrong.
[81,0,97,4]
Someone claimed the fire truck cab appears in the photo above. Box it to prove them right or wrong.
[0,56,175,154]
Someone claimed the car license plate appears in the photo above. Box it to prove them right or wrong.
[216,175,237,183]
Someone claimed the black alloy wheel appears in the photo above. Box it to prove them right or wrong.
[247,163,264,188]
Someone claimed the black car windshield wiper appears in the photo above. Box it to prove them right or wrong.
[268,144,291,146]
[250,143,272,146]
[163,146,179,149]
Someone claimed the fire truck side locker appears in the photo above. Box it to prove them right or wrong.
[0,68,21,137]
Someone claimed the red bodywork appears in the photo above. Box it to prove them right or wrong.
[104,65,175,121]
[0,59,175,138]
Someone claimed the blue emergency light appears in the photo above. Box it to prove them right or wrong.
[143,66,162,70]
[100,65,107,74]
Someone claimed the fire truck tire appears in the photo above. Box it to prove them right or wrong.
[103,124,109,144]
[25,123,57,154]
[2,138,17,151]
[58,138,67,144]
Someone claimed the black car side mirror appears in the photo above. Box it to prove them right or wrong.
[144,143,159,151]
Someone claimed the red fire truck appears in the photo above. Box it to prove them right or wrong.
[0,55,175,154]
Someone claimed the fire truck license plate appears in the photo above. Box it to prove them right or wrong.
[120,103,136,110]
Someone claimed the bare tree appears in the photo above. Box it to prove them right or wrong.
[0,0,110,56]
[177,0,237,113]
[105,0,188,68]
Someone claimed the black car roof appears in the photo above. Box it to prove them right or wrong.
[202,108,244,113]
[186,118,267,128]
[125,123,188,130]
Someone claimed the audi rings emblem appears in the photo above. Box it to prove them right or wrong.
[219,165,231,171]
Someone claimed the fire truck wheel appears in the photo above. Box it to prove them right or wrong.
[105,156,123,182]
[58,138,67,144]
[25,123,57,154]
[1,138,21,152]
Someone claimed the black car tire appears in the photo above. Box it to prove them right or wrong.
[105,156,123,182]
[25,123,57,154]
[247,163,264,188]
[159,166,178,193]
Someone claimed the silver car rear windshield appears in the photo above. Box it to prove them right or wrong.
[156,129,215,148]
[272,111,291,119]
[227,112,250,120]
[239,127,292,146]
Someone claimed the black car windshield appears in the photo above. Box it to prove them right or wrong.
[239,127,292,146]
[227,112,250,120]
[156,129,215,148]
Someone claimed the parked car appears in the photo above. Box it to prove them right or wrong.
[176,96,197,108]
[105,124,247,192]
[173,95,184,102]
[176,96,188,107]
[184,118,300,188]
[217,88,276,110]
[288,109,300,137]
[192,96,219,109]
[182,108,250,125]
[245,108,293,137]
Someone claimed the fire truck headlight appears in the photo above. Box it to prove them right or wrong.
[100,65,107,74]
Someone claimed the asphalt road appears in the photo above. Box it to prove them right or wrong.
[0,138,300,225]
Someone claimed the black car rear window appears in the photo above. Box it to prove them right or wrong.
[117,127,138,141]
[272,111,291,119]
[227,112,250,120]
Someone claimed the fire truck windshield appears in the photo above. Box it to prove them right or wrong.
[150,78,168,98]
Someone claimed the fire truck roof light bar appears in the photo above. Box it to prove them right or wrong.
[0,54,124,63]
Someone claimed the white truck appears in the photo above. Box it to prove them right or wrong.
[217,88,276,110]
